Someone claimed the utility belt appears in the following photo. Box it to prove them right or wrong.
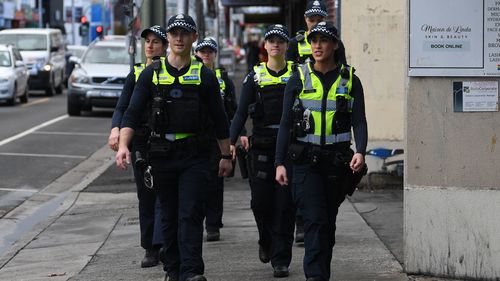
[249,134,277,150]
[287,141,351,165]
[147,134,209,160]
[288,141,367,196]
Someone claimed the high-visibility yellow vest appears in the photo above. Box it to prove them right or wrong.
[297,32,312,62]
[133,63,145,82]
[296,63,354,145]
[251,61,293,129]
[151,57,203,141]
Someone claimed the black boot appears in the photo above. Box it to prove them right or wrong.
[273,265,289,278]
[258,244,271,263]
[141,248,159,268]
[206,230,220,242]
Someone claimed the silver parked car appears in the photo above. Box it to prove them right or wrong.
[67,35,139,116]
[0,44,29,105]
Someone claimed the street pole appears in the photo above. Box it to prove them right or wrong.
[184,0,189,14]
[140,0,166,62]
[127,0,136,71]
[336,0,341,36]
[38,0,42,28]
[71,0,75,44]
[195,0,204,39]
[215,0,220,68]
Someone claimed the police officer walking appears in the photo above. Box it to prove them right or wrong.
[285,0,347,245]
[286,0,347,66]
[229,24,295,278]
[116,14,233,281]
[107,25,166,268]
[275,22,368,281]
[194,37,238,242]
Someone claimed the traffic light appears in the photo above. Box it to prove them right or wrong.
[79,16,89,37]
[95,25,104,38]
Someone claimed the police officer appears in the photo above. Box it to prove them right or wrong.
[229,24,295,278]
[275,22,367,281]
[107,25,166,268]
[116,14,232,281]
[194,37,238,242]
[285,0,347,244]
[286,0,347,66]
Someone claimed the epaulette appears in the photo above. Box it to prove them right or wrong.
[134,62,143,67]
[194,55,203,62]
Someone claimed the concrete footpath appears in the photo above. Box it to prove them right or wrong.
[0,145,413,281]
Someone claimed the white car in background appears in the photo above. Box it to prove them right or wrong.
[0,44,29,105]
[67,35,139,116]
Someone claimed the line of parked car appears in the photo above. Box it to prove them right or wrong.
[0,28,137,117]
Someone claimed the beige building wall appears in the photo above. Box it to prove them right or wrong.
[344,0,500,279]
[342,0,405,141]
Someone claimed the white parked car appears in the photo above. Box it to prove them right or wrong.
[0,44,29,105]
[67,35,139,116]
[0,28,66,96]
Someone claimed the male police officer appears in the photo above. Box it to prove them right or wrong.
[195,37,238,242]
[116,14,232,281]
[275,21,367,281]
[286,0,347,66]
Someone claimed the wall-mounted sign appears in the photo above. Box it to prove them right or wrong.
[453,81,499,112]
[409,0,500,76]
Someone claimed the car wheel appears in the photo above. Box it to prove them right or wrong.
[67,99,82,116]
[55,72,64,94]
[45,74,55,96]
[6,85,17,106]
[20,84,29,103]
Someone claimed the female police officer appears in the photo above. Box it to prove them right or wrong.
[229,24,295,278]
[285,0,347,244]
[107,25,167,268]
[195,37,238,242]
[116,14,232,281]
[275,21,368,281]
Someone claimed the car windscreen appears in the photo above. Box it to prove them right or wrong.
[0,51,12,67]
[82,46,128,64]
[0,34,47,51]
[69,47,86,58]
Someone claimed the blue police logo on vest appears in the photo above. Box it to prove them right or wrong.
[281,77,290,83]
[183,76,199,81]
[170,88,183,98]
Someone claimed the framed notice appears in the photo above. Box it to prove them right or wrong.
[453,81,499,112]
[409,0,500,76]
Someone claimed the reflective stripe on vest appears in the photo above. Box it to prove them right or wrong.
[151,57,202,140]
[253,61,293,87]
[152,56,202,86]
[134,64,145,82]
[215,68,226,91]
[296,63,354,145]
[297,33,312,60]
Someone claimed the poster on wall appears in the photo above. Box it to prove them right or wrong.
[409,0,500,77]
[453,81,499,112]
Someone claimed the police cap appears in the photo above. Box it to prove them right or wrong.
[307,21,340,42]
[140,25,167,44]
[304,0,328,18]
[166,14,197,33]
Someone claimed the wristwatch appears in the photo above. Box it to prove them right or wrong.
[221,154,232,160]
